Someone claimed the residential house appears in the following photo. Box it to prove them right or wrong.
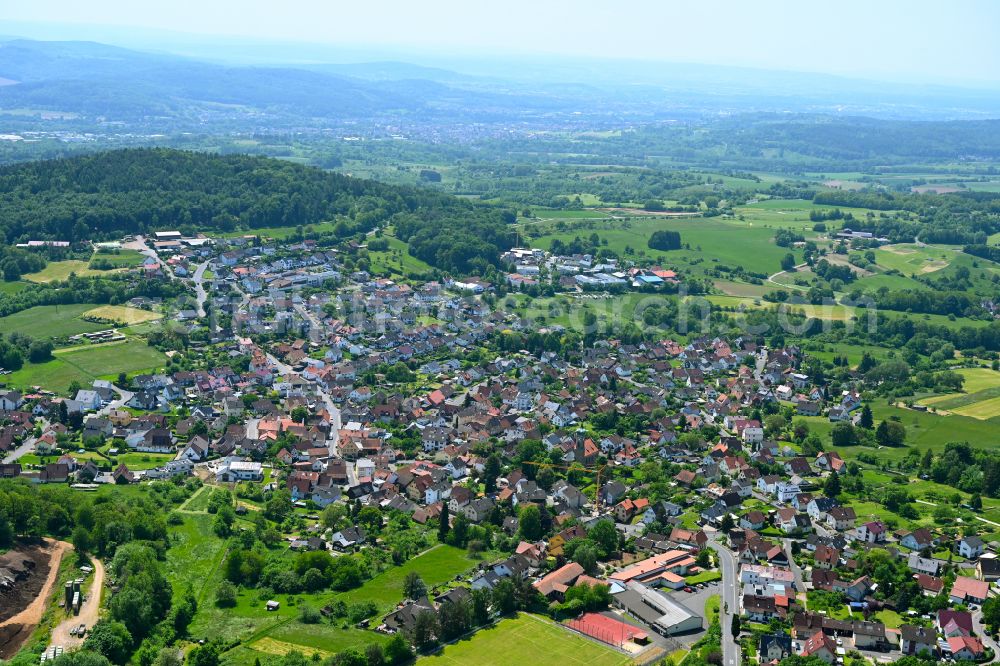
[826,506,856,532]
[950,576,990,605]
[758,634,792,663]
[900,625,937,657]
[977,557,1000,582]
[900,528,937,552]
[958,535,984,560]
[330,527,367,550]
[800,630,837,664]
[855,521,886,544]
[907,552,941,577]
[948,636,985,661]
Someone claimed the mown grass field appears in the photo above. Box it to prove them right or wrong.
[335,544,477,613]
[0,281,29,295]
[712,280,773,298]
[107,452,176,470]
[82,305,162,325]
[367,235,434,276]
[218,544,480,664]
[3,339,166,392]
[419,614,631,666]
[0,303,107,338]
[260,623,390,658]
[802,343,892,367]
[530,215,798,278]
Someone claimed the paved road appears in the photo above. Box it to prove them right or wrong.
[753,347,767,382]
[129,236,176,281]
[708,538,741,666]
[782,538,808,603]
[192,261,210,319]
[973,609,1000,664]
[266,351,341,454]
[3,434,37,464]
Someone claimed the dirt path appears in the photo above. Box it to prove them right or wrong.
[767,262,809,290]
[49,557,104,649]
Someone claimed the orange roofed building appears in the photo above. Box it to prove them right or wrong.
[609,550,695,590]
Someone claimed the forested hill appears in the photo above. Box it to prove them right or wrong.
[0,148,517,274]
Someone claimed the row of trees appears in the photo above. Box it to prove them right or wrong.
[0,478,177,555]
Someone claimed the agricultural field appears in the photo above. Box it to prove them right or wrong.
[0,303,107,338]
[918,367,1000,417]
[874,244,952,275]
[949,396,1000,420]
[3,339,166,392]
[22,260,125,283]
[418,614,631,666]
[82,305,162,325]
[530,209,618,220]
[89,250,145,268]
[705,295,856,322]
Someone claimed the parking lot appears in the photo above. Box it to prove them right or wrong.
[673,579,722,634]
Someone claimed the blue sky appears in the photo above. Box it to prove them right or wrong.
[4,0,1000,84]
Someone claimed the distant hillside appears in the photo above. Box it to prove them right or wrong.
[0,149,516,274]
[4,37,1000,134]
[0,39,416,118]
[0,39,577,126]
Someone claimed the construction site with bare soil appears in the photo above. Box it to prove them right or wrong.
[0,540,71,660]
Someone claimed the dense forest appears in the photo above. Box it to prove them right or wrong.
[0,149,516,275]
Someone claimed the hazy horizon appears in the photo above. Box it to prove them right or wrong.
[2,0,1000,89]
